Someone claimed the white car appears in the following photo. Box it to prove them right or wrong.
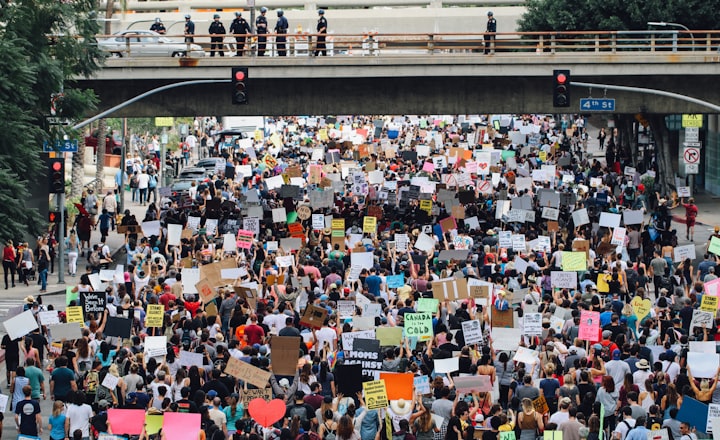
[99,30,206,58]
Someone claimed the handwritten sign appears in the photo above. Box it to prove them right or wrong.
[579,310,600,342]
[404,312,433,340]
[66,306,84,325]
[224,357,272,389]
[362,380,388,410]
[561,251,586,271]
[550,271,577,289]
[145,304,165,328]
[363,216,377,234]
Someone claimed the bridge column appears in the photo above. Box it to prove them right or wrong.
[706,115,720,194]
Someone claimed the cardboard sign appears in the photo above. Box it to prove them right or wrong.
[702,295,719,313]
[195,278,218,304]
[224,357,272,388]
[145,304,165,328]
[65,306,84,325]
[492,309,514,328]
[561,251,587,271]
[533,396,550,414]
[300,304,328,329]
[551,271,577,289]
[270,336,301,376]
[239,388,272,406]
[376,327,403,346]
[431,277,468,301]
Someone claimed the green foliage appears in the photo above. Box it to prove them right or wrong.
[519,0,720,32]
[0,0,103,240]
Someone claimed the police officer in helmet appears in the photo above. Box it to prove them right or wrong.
[256,7,269,56]
[184,14,195,43]
[150,17,166,34]
[314,9,327,56]
[274,9,289,56]
[484,10,496,54]
[229,11,251,56]
[208,13,226,56]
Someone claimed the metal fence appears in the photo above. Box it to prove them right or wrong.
[95,30,720,58]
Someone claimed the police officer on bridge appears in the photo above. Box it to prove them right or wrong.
[314,9,328,56]
[208,13,226,57]
[275,9,289,56]
[150,17,166,35]
[230,12,251,56]
[184,14,195,43]
[256,7,269,56]
[484,10,496,54]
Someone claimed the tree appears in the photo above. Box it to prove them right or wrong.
[0,0,103,240]
[96,119,107,185]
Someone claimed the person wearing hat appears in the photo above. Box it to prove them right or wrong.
[484,11,496,54]
[150,17,166,34]
[208,13,226,57]
[274,9,289,56]
[256,7,269,55]
[184,14,195,43]
[229,12,251,56]
[314,9,328,56]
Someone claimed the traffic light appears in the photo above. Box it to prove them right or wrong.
[48,158,65,193]
[231,67,248,105]
[553,69,570,107]
[48,211,60,223]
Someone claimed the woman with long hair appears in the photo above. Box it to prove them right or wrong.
[21,337,41,368]
[95,341,118,368]
[188,365,204,396]
[224,393,244,437]
[586,414,601,440]
[619,372,639,408]
[595,375,619,431]
[661,383,681,419]
[66,230,80,277]
[413,398,439,440]
[517,397,544,440]
[317,360,336,398]
[75,338,94,374]
[494,351,514,409]
[48,400,68,440]
[10,367,28,412]
[172,368,191,402]
[337,415,360,440]
[3,239,16,289]
[318,408,338,440]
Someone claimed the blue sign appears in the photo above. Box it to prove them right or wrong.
[579,98,616,112]
[43,139,78,153]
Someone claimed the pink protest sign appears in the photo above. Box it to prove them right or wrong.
[162,412,201,439]
[107,409,146,436]
[579,310,600,342]
[236,229,255,249]
[422,161,435,173]
[705,278,720,299]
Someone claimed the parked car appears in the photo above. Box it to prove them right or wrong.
[98,30,206,58]
[195,158,225,176]
[85,130,122,155]
[176,167,207,182]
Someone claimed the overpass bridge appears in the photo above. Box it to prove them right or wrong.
[80,30,720,117]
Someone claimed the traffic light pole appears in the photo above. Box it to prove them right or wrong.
[57,190,65,285]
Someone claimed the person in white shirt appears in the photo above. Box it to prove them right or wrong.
[549,398,572,426]
[136,169,150,205]
[613,407,635,440]
[314,321,337,351]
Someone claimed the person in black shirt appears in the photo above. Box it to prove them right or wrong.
[229,12,251,56]
[177,386,199,413]
[484,11,496,55]
[1,334,20,385]
[256,8,268,56]
[314,10,327,56]
[150,18,166,34]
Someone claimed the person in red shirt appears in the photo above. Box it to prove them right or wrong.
[159,285,176,310]
[678,196,698,242]
[3,240,17,289]
[244,314,265,345]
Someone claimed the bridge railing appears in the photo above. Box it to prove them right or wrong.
[95,30,720,58]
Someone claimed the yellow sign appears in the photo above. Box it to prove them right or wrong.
[270,132,284,149]
[145,304,165,328]
[254,129,264,141]
[332,219,345,230]
[318,129,329,141]
[561,251,586,271]
[596,274,611,293]
[154,117,174,127]
[539,151,547,162]
[682,114,703,128]
[419,200,432,213]
[66,306,84,325]
[362,379,389,410]
[701,295,718,313]
[363,216,377,234]
[262,154,278,169]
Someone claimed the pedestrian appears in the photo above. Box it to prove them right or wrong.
[256,7,268,56]
[48,400,68,440]
[184,14,195,43]
[137,168,150,205]
[230,12,250,56]
[484,11,496,54]
[66,229,79,277]
[675,196,698,241]
[274,9,288,56]
[37,236,50,292]
[3,239,16,289]
[314,9,327,56]
[14,385,42,438]
[102,190,117,230]
[598,127,607,150]
[150,17,166,34]
[208,14,226,57]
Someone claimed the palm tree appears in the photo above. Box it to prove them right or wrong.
[96,119,107,187]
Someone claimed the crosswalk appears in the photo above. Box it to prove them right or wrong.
[0,299,27,319]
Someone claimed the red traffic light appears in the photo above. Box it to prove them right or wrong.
[234,70,246,81]
[556,73,567,84]
[48,212,57,222]
[52,161,63,171]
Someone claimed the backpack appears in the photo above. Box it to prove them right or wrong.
[290,404,309,424]
[322,423,336,440]
[149,174,157,188]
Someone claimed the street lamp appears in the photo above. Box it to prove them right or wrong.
[647,21,695,51]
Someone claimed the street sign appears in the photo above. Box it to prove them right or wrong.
[685,127,699,143]
[684,142,702,148]
[43,139,78,153]
[154,117,174,127]
[683,147,700,164]
[685,164,699,174]
[579,98,615,112]
[682,114,703,128]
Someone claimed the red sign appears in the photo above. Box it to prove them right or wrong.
[579,310,600,342]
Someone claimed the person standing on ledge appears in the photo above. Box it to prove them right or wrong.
[184,14,195,43]
[230,12,251,56]
[150,17,166,34]
[485,11,496,54]
[314,9,328,56]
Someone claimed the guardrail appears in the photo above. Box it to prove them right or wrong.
[96,30,720,58]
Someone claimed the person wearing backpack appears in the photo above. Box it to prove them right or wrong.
[148,171,158,204]
[286,391,318,427]
[318,409,338,440]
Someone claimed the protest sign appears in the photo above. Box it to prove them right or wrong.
[145,304,165,328]
[579,310,600,342]
[404,312,433,340]
[462,320,484,345]
[362,380,388,410]
[550,271,577,289]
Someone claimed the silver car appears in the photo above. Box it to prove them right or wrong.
[99,30,206,58]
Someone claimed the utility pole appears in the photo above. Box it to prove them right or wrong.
[119,117,127,214]
[57,169,65,285]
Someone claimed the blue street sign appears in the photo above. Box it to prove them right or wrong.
[43,139,78,153]
[579,98,616,112]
